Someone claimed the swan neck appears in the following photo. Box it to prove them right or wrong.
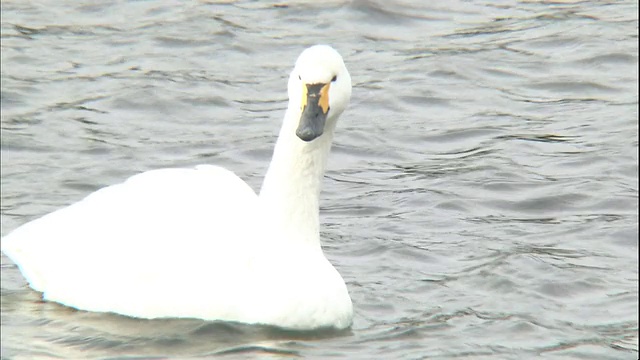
[259,107,335,248]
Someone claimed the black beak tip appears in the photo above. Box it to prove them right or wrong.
[296,129,321,142]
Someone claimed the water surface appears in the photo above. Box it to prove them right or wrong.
[1,0,638,359]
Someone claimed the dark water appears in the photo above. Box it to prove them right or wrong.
[1,0,638,359]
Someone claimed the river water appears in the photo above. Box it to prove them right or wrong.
[1,1,638,359]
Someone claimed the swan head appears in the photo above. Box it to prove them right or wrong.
[288,45,352,142]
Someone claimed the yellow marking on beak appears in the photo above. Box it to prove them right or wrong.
[319,83,330,114]
[301,82,331,114]
[301,83,308,110]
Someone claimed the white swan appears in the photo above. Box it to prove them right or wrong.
[1,45,353,330]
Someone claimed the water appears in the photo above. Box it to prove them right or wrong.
[1,0,638,359]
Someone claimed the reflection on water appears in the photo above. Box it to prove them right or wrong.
[2,285,351,358]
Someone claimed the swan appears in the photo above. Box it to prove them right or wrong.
[1,45,353,330]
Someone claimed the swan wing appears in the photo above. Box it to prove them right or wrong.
[1,165,261,317]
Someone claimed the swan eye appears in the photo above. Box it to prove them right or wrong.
[298,75,301,80]
[331,75,337,82]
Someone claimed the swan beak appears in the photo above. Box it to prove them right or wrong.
[297,82,330,142]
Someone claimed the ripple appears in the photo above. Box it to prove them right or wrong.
[1,0,638,359]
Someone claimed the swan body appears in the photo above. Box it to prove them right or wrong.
[1,45,353,330]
